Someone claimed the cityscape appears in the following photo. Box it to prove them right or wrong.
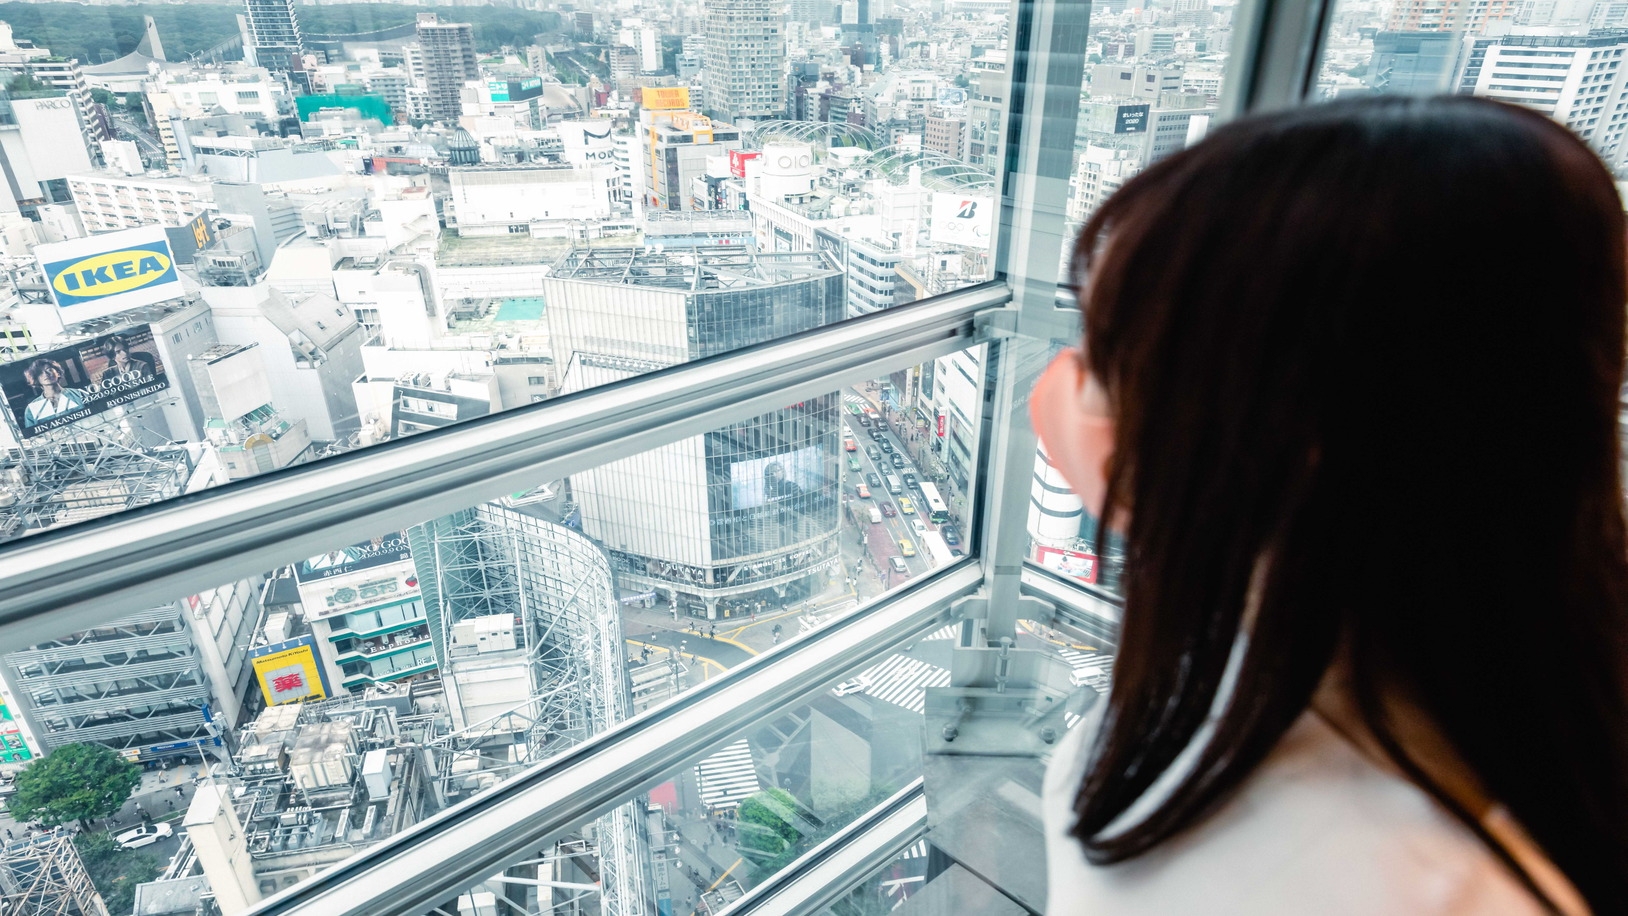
[0,0,1620,912]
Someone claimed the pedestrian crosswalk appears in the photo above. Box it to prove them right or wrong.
[920,623,960,642]
[694,739,760,811]
[855,654,952,713]
[843,393,871,409]
[1056,648,1115,694]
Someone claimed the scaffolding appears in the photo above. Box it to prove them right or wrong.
[0,428,194,544]
[0,828,109,916]
[414,505,648,916]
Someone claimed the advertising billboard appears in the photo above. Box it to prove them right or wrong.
[0,326,170,439]
[641,87,691,110]
[35,226,185,323]
[298,564,420,620]
[294,532,414,583]
[250,636,330,706]
[0,698,35,764]
[487,79,511,102]
[728,149,761,178]
[1034,546,1098,584]
[559,119,618,166]
[1114,103,1150,134]
[729,446,823,510]
[929,193,993,250]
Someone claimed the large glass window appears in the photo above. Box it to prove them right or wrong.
[1318,0,1628,180]
[0,349,982,908]
[0,0,1010,546]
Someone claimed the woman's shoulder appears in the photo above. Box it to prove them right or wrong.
[1043,708,1547,915]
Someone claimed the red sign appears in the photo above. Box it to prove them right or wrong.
[728,150,761,178]
[271,672,305,693]
[937,415,946,437]
[1034,546,1098,584]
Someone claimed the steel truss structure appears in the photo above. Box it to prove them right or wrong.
[416,505,647,916]
[0,828,109,916]
[0,430,194,544]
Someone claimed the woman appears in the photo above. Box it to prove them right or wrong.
[1032,96,1628,913]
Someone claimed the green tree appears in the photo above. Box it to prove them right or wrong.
[735,787,806,862]
[8,743,141,830]
[5,72,50,94]
[75,831,161,916]
[89,87,115,106]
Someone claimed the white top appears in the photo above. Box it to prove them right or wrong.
[1043,708,1564,915]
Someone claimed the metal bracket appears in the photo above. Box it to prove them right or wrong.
[973,305,1021,341]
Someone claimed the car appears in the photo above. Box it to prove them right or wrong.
[891,453,906,468]
[847,455,862,473]
[866,473,882,488]
[115,822,173,850]
[898,497,916,515]
[941,524,962,547]
[911,519,930,536]
[880,438,894,453]
[881,501,897,518]
[856,415,872,428]
[866,445,882,461]
[903,473,918,488]
[899,538,916,557]
[856,483,872,499]
[889,556,909,574]
[832,674,873,697]
[844,437,857,452]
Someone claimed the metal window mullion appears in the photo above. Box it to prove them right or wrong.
[245,563,981,916]
[0,284,1007,650]
[1218,0,1341,119]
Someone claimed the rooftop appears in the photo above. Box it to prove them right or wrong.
[550,247,841,291]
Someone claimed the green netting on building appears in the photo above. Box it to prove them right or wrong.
[297,94,394,126]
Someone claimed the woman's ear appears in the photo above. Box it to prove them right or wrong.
[1030,348,1116,521]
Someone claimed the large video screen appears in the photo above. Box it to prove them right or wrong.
[0,326,170,439]
[729,446,823,510]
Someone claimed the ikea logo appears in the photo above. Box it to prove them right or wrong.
[44,242,178,308]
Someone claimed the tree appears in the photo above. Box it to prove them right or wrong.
[5,72,50,94]
[75,831,161,916]
[8,743,141,830]
[735,787,806,863]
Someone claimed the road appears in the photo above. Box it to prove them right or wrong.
[840,406,942,589]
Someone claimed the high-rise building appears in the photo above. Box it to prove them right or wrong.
[242,0,304,73]
[964,51,1006,168]
[1457,31,1628,169]
[541,248,846,619]
[26,58,105,143]
[641,109,743,211]
[1,579,261,761]
[1385,0,1517,34]
[414,14,478,125]
[702,0,786,122]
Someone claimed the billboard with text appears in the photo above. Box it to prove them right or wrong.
[641,87,691,110]
[35,226,185,323]
[929,193,993,250]
[250,636,330,706]
[0,326,170,439]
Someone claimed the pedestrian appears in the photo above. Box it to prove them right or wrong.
[5,829,12,840]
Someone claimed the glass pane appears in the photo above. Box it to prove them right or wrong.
[0,0,1010,546]
[0,349,982,906]
[1060,1,1230,266]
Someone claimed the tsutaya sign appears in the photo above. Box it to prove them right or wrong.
[35,226,184,323]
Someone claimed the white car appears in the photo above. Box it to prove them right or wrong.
[114,822,172,850]
[911,519,930,537]
[831,675,873,697]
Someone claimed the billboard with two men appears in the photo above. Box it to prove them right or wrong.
[0,326,170,438]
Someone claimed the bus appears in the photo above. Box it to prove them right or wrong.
[921,531,955,568]
[919,482,950,524]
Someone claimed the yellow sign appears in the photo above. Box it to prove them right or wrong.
[49,248,175,299]
[642,87,691,111]
[252,642,327,706]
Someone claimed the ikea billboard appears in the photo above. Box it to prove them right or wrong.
[35,226,185,323]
